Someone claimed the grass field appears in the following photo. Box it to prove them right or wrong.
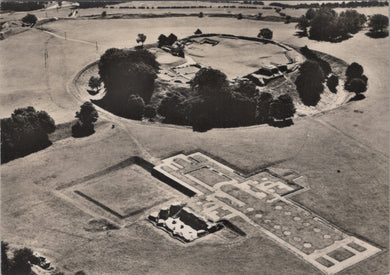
[1,12,389,275]
[77,164,184,217]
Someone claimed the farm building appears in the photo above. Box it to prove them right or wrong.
[149,204,222,242]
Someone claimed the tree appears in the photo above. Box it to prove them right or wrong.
[306,7,366,42]
[368,14,388,33]
[97,48,159,113]
[191,68,229,96]
[22,13,37,25]
[101,11,107,17]
[10,248,35,275]
[1,107,55,163]
[2,242,10,275]
[327,74,339,93]
[188,98,213,132]
[76,102,98,129]
[233,79,257,97]
[199,11,204,18]
[167,33,178,46]
[299,46,331,76]
[144,105,156,118]
[345,62,364,80]
[309,8,338,41]
[345,78,367,95]
[344,62,368,96]
[73,102,98,136]
[136,33,146,47]
[127,94,145,120]
[88,76,102,93]
[194,28,202,35]
[339,10,366,34]
[237,13,243,20]
[158,91,188,124]
[296,15,310,36]
[256,92,273,123]
[158,34,168,47]
[188,91,256,130]
[258,28,273,39]
[269,94,296,121]
[295,60,325,106]
[306,8,316,20]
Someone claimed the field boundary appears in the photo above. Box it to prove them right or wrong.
[56,156,153,190]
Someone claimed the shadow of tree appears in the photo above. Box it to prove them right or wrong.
[268,119,294,128]
[349,94,366,102]
[294,31,307,38]
[365,31,389,39]
[71,121,95,138]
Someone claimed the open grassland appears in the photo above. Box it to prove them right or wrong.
[1,14,388,275]
[0,29,100,123]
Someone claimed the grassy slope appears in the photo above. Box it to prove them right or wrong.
[1,15,388,274]
[0,29,100,123]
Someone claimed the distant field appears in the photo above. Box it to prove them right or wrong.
[1,1,387,26]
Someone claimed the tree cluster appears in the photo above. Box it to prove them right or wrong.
[257,28,273,39]
[367,14,389,37]
[270,1,388,9]
[327,74,339,93]
[2,242,41,275]
[1,107,55,163]
[158,68,295,131]
[88,76,102,95]
[97,48,159,118]
[1,2,44,12]
[77,1,121,9]
[72,102,99,137]
[344,62,368,96]
[157,33,178,48]
[95,48,296,129]
[300,46,331,76]
[295,60,325,106]
[136,33,147,47]
[22,14,38,25]
[296,8,366,42]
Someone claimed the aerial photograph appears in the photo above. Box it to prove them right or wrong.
[0,0,388,274]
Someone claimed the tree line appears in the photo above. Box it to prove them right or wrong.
[296,7,367,42]
[95,47,296,132]
[294,46,368,106]
[1,103,98,163]
[1,2,44,12]
[270,1,388,9]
